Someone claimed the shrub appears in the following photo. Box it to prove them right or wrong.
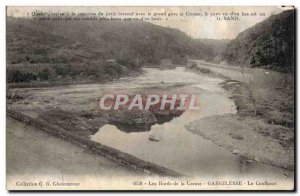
[8,70,37,83]
[37,68,50,80]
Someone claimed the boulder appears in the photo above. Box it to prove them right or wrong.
[149,134,161,142]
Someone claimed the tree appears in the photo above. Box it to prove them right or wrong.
[232,33,257,116]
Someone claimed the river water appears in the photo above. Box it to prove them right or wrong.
[91,67,290,179]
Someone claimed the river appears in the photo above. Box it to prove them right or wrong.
[90,67,291,180]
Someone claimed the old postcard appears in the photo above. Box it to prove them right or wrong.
[6,6,295,191]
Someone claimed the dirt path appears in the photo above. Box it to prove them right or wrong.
[7,117,140,190]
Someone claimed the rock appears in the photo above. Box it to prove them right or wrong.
[232,149,239,154]
[7,90,23,100]
[231,134,244,140]
[246,159,254,163]
[284,172,290,177]
[149,134,160,142]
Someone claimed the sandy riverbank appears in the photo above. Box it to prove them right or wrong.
[186,61,294,171]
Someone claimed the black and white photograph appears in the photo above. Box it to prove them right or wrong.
[5,5,296,191]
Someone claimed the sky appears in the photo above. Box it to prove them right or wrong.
[7,6,293,39]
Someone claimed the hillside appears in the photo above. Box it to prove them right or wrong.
[222,10,295,72]
[7,17,219,83]
[194,39,231,62]
[7,17,216,66]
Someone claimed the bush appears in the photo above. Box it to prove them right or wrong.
[37,69,50,80]
[54,64,71,76]
[8,70,37,83]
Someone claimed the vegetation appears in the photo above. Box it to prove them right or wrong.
[194,39,230,63]
[6,17,222,83]
[6,9,295,84]
[222,10,295,73]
